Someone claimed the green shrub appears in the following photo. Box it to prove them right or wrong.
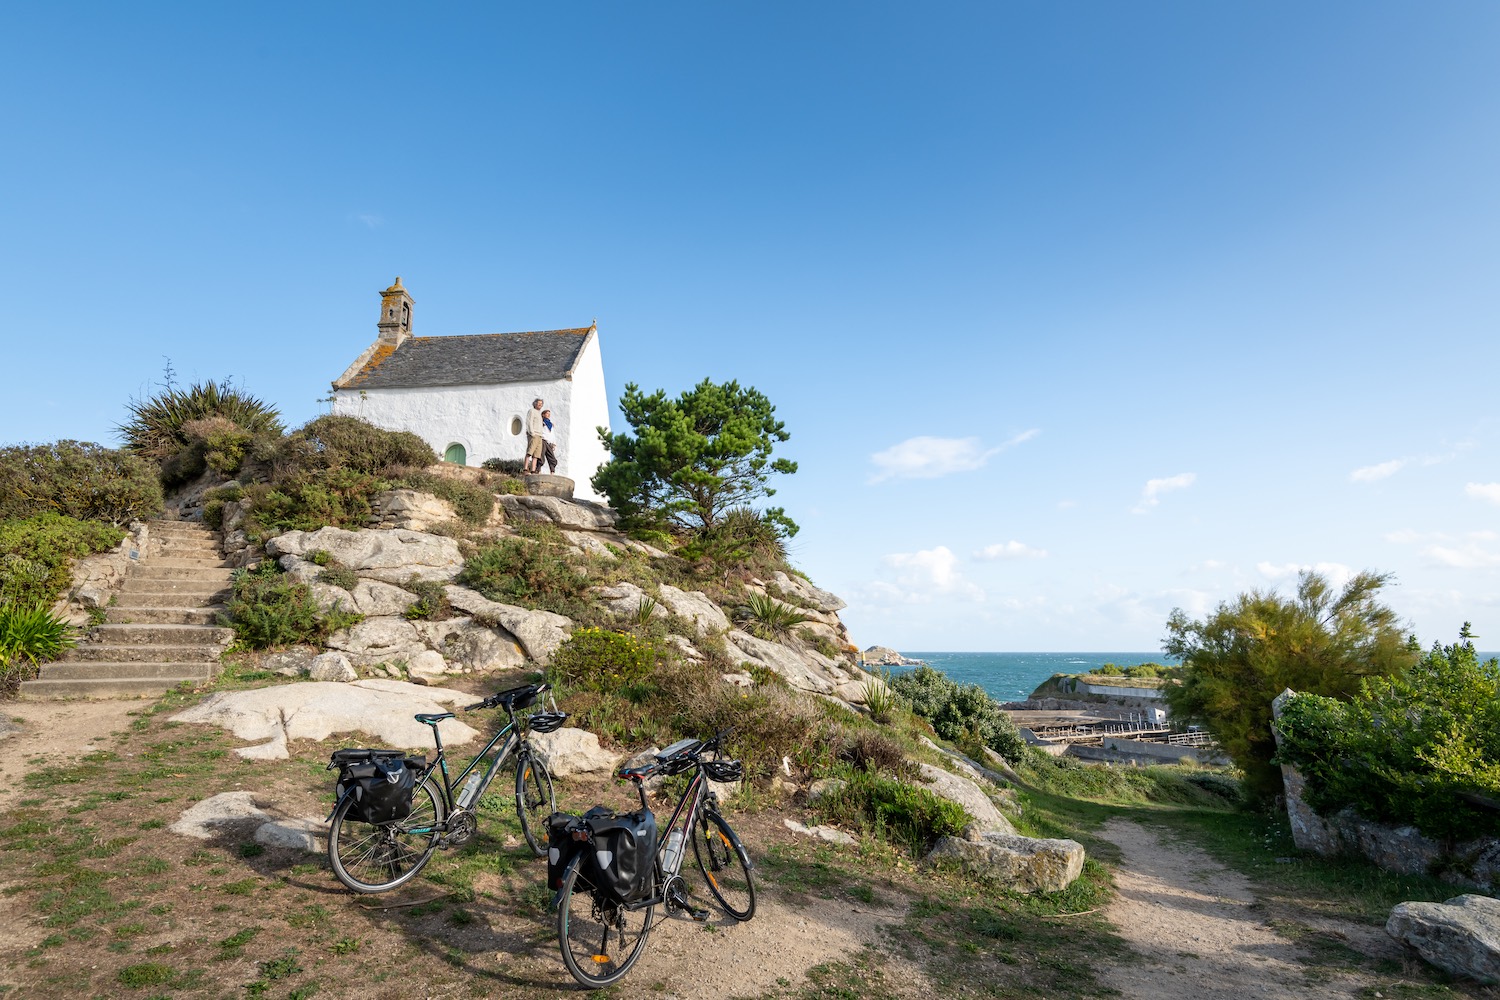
[1274,628,1500,840]
[201,484,245,530]
[811,769,970,856]
[0,513,127,607]
[549,627,660,692]
[733,592,812,641]
[223,564,363,648]
[0,603,77,695]
[0,441,163,526]
[316,565,359,591]
[395,472,495,525]
[120,380,284,462]
[672,674,820,781]
[831,726,911,777]
[241,468,385,539]
[681,506,790,569]
[890,665,1028,763]
[457,539,587,614]
[286,415,434,475]
[401,577,451,621]
[481,458,524,475]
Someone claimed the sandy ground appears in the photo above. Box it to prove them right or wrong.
[1098,817,1393,1000]
[0,700,142,810]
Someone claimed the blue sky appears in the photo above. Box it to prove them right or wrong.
[5,3,1499,651]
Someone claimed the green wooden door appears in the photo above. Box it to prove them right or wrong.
[444,443,467,465]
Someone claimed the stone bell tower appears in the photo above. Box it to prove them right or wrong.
[376,277,414,347]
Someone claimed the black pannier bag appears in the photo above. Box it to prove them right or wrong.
[331,749,421,825]
[582,805,657,904]
[546,812,583,891]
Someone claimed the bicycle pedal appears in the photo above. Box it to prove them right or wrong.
[688,907,710,923]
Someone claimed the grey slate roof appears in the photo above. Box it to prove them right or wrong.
[338,327,593,390]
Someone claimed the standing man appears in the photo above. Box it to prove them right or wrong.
[524,397,546,473]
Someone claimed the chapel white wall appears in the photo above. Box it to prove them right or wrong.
[564,334,612,504]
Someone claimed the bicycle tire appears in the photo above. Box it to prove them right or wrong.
[692,809,756,921]
[516,751,555,858]
[327,775,443,893]
[556,854,654,987]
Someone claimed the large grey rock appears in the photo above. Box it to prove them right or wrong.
[770,571,847,613]
[266,527,463,585]
[169,792,270,839]
[562,530,618,559]
[260,647,319,677]
[1388,895,1500,983]
[326,617,427,666]
[926,832,1085,893]
[444,585,572,665]
[595,582,664,619]
[497,494,618,530]
[726,630,836,694]
[373,489,459,531]
[413,618,525,671]
[530,727,619,777]
[917,762,1016,835]
[783,818,857,846]
[308,582,357,614]
[277,554,322,583]
[352,579,418,617]
[657,585,730,635]
[171,679,478,759]
[405,649,452,683]
[308,651,358,683]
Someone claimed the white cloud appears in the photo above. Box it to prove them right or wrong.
[1256,561,1355,590]
[1424,543,1500,569]
[1132,472,1196,514]
[1351,459,1405,483]
[1466,483,1500,505]
[973,540,1048,560]
[868,430,1038,484]
[352,212,384,229]
[874,546,986,602]
[1384,529,1425,544]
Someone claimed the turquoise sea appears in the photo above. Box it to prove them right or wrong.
[895,651,1177,703]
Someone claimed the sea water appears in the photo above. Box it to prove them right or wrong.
[894,651,1176,703]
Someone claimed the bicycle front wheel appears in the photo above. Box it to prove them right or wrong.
[328,776,443,893]
[692,810,756,921]
[516,753,554,857]
[556,855,655,987]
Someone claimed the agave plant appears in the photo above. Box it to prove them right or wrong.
[119,380,284,460]
[0,603,76,693]
[734,592,812,641]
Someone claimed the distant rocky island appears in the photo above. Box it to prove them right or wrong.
[862,645,925,668]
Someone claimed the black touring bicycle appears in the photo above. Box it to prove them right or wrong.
[325,683,565,893]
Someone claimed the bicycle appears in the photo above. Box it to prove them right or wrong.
[326,682,565,893]
[554,730,756,987]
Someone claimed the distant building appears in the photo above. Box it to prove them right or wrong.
[330,278,611,502]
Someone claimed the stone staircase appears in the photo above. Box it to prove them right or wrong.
[21,521,236,699]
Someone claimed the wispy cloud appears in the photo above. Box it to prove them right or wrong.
[974,540,1048,560]
[1351,459,1405,483]
[873,546,986,602]
[868,430,1038,484]
[351,212,384,230]
[1466,483,1500,505]
[1424,543,1500,569]
[1132,472,1196,514]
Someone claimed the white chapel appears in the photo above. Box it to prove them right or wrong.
[330,279,612,502]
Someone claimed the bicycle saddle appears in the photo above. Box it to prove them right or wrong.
[415,712,454,725]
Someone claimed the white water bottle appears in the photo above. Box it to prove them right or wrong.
[458,773,482,809]
[662,830,684,874]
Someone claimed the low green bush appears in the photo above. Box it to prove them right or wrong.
[811,768,970,856]
[890,665,1028,763]
[674,678,820,782]
[201,484,245,530]
[481,458,524,475]
[286,415,435,475]
[0,603,77,695]
[119,379,284,462]
[223,564,363,648]
[316,566,359,591]
[401,577,451,621]
[0,513,127,607]
[549,627,661,692]
[0,441,163,526]
[395,472,495,525]
[241,468,386,539]
[457,538,587,615]
[1274,629,1500,840]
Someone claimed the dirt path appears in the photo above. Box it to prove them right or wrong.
[1098,817,1385,999]
[0,700,141,810]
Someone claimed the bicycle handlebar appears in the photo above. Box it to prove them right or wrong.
[464,681,551,713]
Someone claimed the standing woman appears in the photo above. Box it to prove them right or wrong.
[524,398,546,473]
[540,409,559,474]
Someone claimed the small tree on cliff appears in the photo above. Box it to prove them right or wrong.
[1164,569,1416,803]
[593,379,798,536]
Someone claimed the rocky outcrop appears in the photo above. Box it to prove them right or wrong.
[917,762,1016,836]
[1388,895,1500,983]
[412,618,525,672]
[530,727,619,777]
[926,832,1086,894]
[770,571,847,613]
[863,645,923,667]
[657,585,731,635]
[307,651,358,682]
[444,586,572,665]
[497,495,618,531]
[368,489,460,531]
[266,527,463,584]
[595,582,663,619]
[56,522,151,623]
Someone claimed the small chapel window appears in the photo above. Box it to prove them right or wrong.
[510,416,523,435]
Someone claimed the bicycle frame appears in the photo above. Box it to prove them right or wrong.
[620,764,712,911]
[410,712,525,834]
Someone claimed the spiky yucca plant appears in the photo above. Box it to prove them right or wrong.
[0,603,76,694]
[119,380,284,460]
[735,592,812,641]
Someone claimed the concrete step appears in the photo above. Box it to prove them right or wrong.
[38,661,217,681]
[140,557,234,570]
[85,623,237,646]
[127,566,236,583]
[114,587,232,606]
[19,676,209,700]
[63,644,227,663]
[104,607,225,625]
[154,541,224,556]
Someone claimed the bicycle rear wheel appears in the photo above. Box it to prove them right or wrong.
[516,753,554,858]
[328,776,443,893]
[556,856,654,987]
[692,809,755,921]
